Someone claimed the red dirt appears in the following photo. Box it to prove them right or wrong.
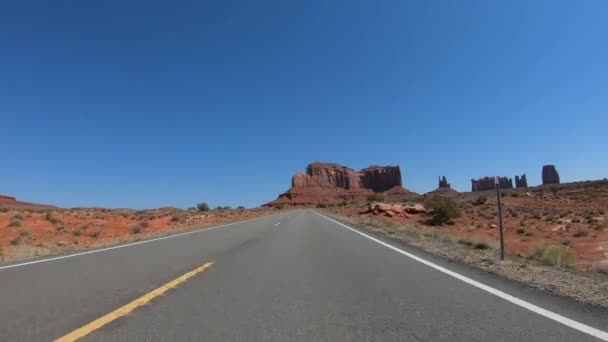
[0,207,272,262]
[325,180,608,271]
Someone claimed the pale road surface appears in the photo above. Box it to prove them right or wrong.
[1,210,607,341]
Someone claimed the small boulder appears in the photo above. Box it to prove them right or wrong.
[592,260,608,274]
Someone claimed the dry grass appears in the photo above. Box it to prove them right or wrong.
[530,245,576,270]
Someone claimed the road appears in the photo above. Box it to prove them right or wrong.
[1,210,607,341]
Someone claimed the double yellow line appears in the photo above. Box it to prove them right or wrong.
[55,261,215,342]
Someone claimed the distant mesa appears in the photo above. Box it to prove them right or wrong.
[264,162,418,206]
[471,176,513,192]
[542,165,560,185]
[430,176,457,194]
[0,195,55,208]
[515,174,528,188]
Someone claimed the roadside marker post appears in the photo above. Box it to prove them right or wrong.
[495,176,505,261]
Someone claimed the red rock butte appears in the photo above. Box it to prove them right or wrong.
[265,162,418,206]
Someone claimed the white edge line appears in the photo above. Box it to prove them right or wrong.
[316,211,608,341]
[0,216,263,271]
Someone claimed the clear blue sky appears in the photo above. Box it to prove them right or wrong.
[2,1,607,209]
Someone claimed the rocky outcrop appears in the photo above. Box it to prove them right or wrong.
[471,177,513,192]
[542,165,560,185]
[515,174,528,188]
[360,203,426,217]
[265,162,418,206]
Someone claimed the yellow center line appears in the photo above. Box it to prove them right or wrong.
[55,261,215,342]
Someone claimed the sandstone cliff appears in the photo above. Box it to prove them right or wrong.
[265,162,417,206]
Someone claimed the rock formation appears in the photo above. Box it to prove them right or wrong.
[542,165,560,185]
[265,162,418,206]
[438,176,450,189]
[430,176,457,194]
[515,174,528,188]
[471,177,513,192]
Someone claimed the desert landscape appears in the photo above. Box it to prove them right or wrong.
[0,196,271,263]
[262,162,608,306]
[2,161,607,306]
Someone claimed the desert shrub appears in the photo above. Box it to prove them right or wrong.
[339,201,348,207]
[9,218,22,227]
[550,186,559,195]
[531,245,576,269]
[45,211,61,225]
[10,236,22,246]
[423,232,438,239]
[130,225,144,234]
[571,218,581,223]
[12,214,24,220]
[196,203,210,212]
[572,228,588,238]
[90,231,101,238]
[140,220,149,228]
[237,206,245,210]
[274,204,285,210]
[457,239,473,247]
[516,227,532,236]
[72,228,83,236]
[19,230,30,237]
[316,203,327,209]
[171,215,182,222]
[367,193,385,202]
[473,195,488,206]
[0,207,8,213]
[510,192,519,198]
[425,196,460,226]
[473,241,491,250]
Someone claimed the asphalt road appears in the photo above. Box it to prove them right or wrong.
[1,210,607,341]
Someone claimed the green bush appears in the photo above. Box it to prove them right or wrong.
[367,193,385,202]
[196,203,210,212]
[237,206,246,210]
[316,203,327,208]
[425,196,460,226]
